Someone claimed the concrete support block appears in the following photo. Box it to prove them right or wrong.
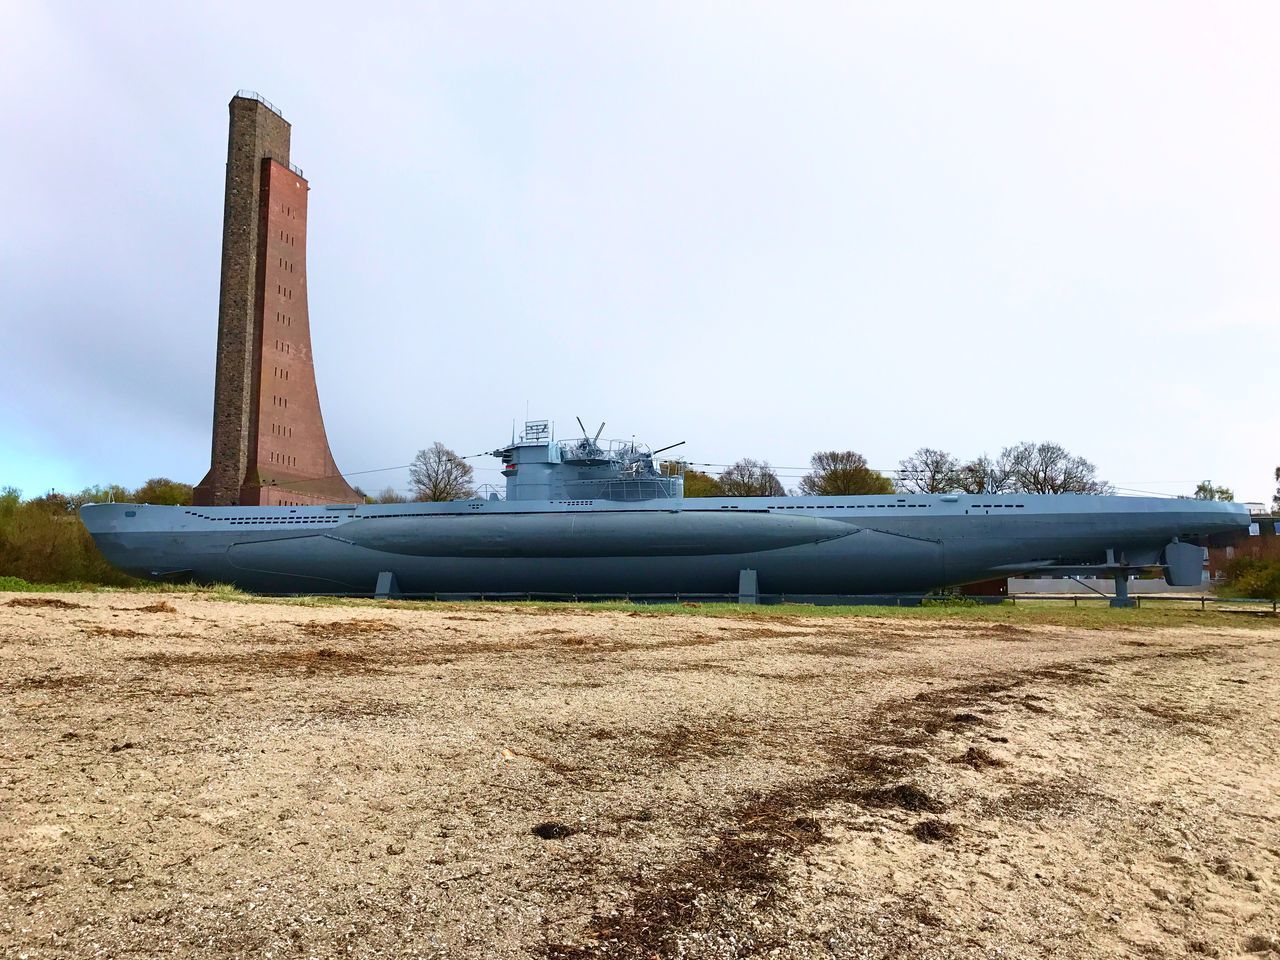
[375,571,400,600]
[1109,573,1136,608]
[738,568,758,605]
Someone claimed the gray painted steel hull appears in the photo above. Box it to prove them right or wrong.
[80,495,1250,596]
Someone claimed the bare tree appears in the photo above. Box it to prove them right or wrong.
[409,443,475,501]
[1193,481,1234,502]
[895,448,961,494]
[800,451,894,496]
[719,459,785,497]
[372,486,408,504]
[953,454,1013,494]
[999,442,1111,494]
[1274,467,1279,513]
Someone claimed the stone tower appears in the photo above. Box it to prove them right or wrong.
[194,92,358,507]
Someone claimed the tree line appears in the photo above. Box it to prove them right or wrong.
[386,440,1252,502]
[680,442,1117,498]
[8,442,1259,509]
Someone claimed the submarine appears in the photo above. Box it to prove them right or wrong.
[80,420,1250,600]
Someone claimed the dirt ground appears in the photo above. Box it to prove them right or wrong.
[1,593,1278,959]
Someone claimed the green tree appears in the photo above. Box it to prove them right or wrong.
[1192,480,1234,502]
[68,484,132,508]
[133,477,194,505]
[680,469,723,498]
[0,487,21,520]
[799,451,894,496]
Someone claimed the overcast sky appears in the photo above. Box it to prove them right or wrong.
[2,2,1276,502]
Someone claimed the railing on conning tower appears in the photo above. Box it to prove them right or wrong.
[234,90,306,180]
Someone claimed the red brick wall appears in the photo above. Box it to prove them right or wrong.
[238,160,358,507]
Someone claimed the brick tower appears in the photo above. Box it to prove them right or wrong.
[194,92,358,507]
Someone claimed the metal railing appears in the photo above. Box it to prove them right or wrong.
[236,89,284,118]
[234,90,305,179]
[1004,593,1278,612]
[558,477,683,501]
[256,589,1279,612]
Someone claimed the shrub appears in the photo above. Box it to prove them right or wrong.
[0,486,139,587]
[1218,556,1280,599]
[921,593,982,607]
[0,503,137,586]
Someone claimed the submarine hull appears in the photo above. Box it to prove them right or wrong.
[80,495,1250,598]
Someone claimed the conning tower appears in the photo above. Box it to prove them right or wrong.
[492,420,685,502]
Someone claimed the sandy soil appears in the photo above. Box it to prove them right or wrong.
[1,593,1278,959]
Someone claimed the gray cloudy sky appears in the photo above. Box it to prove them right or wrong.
[2,2,1276,501]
